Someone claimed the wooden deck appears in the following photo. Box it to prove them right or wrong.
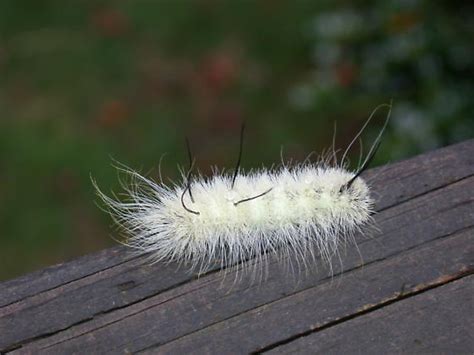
[1,140,473,354]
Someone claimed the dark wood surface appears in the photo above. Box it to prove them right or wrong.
[1,139,473,354]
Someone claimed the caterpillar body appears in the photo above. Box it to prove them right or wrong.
[95,105,390,277]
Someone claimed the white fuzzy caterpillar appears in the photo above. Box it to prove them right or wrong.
[94,104,391,277]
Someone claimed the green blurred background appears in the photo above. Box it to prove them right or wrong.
[0,0,472,281]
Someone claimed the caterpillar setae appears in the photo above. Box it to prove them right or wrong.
[94,104,391,278]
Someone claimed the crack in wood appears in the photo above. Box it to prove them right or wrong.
[376,172,474,213]
[256,270,474,354]
[132,226,474,353]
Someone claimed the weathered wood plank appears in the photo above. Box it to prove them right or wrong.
[0,139,473,353]
[9,170,474,353]
[367,138,474,211]
[267,275,474,355]
[0,245,130,308]
[0,255,195,351]
[138,229,473,354]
